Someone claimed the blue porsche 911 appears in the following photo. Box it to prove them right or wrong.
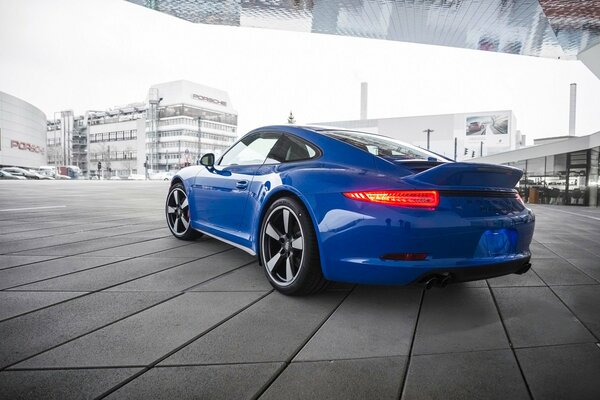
[165,125,535,295]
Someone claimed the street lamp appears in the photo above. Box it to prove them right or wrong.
[423,128,434,150]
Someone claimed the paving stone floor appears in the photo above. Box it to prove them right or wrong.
[0,181,599,399]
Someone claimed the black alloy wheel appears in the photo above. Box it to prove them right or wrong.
[166,183,200,240]
[260,197,327,295]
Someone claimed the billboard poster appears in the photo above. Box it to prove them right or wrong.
[462,112,511,158]
[465,114,508,136]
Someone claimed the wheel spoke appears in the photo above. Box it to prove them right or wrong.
[285,258,293,282]
[167,206,176,214]
[291,236,303,250]
[181,217,189,229]
[181,198,188,209]
[174,217,181,233]
[265,223,281,240]
[282,209,290,234]
[266,252,282,272]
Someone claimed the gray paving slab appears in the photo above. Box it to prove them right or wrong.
[0,368,142,400]
[14,292,265,368]
[105,249,255,292]
[260,357,406,400]
[82,237,192,257]
[161,291,345,365]
[141,237,231,258]
[566,257,600,281]
[492,286,595,347]
[0,291,174,369]
[401,350,530,400]
[516,343,600,400]
[189,262,273,292]
[0,291,86,321]
[451,279,488,288]
[295,286,421,361]
[529,242,557,258]
[11,256,197,291]
[552,285,600,338]
[0,255,59,270]
[0,256,127,290]
[19,236,156,256]
[412,287,508,355]
[107,363,283,400]
[532,258,598,285]
[487,268,545,287]
[0,231,135,254]
[542,242,596,259]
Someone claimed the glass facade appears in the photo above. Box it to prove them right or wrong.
[508,147,600,207]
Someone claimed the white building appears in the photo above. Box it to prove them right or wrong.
[0,91,47,169]
[147,80,238,173]
[51,80,238,179]
[87,105,146,178]
[313,110,525,161]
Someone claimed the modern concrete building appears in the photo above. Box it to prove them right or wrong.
[87,104,146,178]
[146,80,238,174]
[473,130,600,207]
[49,80,238,179]
[314,110,525,161]
[47,111,88,175]
[0,91,47,169]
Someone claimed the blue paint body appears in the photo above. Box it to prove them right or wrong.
[173,125,535,285]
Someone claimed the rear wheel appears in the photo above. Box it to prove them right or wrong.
[260,197,328,295]
[166,183,201,240]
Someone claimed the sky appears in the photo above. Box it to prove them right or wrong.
[1,0,600,144]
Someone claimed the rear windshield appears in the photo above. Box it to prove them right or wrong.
[321,130,446,161]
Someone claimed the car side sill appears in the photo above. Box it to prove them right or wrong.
[194,228,257,256]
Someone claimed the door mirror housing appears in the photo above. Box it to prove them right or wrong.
[200,153,215,167]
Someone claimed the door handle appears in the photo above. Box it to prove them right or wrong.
[236,180,249,189]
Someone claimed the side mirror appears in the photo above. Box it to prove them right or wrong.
[200,153,215,167]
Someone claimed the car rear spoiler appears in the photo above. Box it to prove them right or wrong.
[404,162,523,189]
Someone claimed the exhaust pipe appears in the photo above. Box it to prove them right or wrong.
[423,273,453,289]
[515,262,532,275]
[424,276,439,290]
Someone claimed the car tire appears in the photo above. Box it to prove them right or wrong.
[260,197,328,296]
[166,183,201,240]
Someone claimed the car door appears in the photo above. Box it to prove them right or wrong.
[191,131,282,237]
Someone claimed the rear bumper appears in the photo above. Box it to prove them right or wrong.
[412,256,531,285]
[323,253,532,285]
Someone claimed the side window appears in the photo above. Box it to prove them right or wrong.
[219,132,281,166]
[265,134,319,164]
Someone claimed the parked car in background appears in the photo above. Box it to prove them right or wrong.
[127,174,146,181]
[1,167,40,179]
[54,174,72,180]
[28,170,54,180]
[0,170,26,180]
[150,171,176,181]
[38,166,57,178]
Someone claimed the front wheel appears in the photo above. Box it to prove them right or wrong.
[166,183,201,240]
[260,197,328,296]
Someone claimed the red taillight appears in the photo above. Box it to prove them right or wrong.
[343,190,440,208]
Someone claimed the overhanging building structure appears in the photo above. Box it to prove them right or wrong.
[473,131,600,208]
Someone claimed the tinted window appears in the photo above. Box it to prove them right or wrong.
[322,130,445,161]
[219,132,281,166]
[265,134,319,164]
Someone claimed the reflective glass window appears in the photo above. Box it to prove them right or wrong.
[219,132,281,166]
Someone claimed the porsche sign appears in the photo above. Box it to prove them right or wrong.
[11,139,45,154]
